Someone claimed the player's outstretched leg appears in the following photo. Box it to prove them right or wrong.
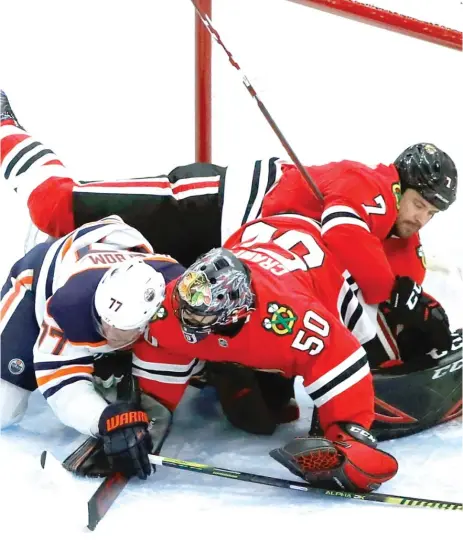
[0,91,76,238]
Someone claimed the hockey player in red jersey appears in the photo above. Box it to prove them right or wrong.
[132,213,398,492]
[261,145,457,333]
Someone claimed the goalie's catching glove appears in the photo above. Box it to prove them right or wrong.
[270,422,398,492]
[98,401,153,480]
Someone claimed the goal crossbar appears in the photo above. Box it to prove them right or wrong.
[195,0,462,161]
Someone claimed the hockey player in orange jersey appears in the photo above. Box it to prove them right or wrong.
[132,213,398,493]
[0,216,182,480]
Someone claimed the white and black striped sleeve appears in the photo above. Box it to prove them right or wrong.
[304,347,370,408]
[220,157,283,243]
[321,205,370,236]
[132,354,204,386]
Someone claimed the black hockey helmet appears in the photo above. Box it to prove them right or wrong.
[394,143,457,211]
[173,247,255,342]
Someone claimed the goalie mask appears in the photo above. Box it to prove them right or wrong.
[173,248,255,342]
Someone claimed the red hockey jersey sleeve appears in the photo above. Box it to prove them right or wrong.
[321,217,395,305]
[132,334,202,412]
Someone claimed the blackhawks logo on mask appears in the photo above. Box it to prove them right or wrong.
[178,271,212,307]
[262,302,297,336]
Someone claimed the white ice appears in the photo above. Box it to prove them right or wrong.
[0,1,462,539]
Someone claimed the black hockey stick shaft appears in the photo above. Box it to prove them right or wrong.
[190,0,324,203]
[148,454,462,511]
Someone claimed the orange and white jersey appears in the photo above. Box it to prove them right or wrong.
[1,215,184,435]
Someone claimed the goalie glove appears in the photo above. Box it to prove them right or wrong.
[388,276,452,351]
[270,422,398,493]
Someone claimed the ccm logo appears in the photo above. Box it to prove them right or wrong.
[349,426,376,444]
[428,334,462,360]
[432,359,463,380]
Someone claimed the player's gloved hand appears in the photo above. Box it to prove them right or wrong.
[93,351,132,389]
[389,276,452,351]
[270,422,398,492]
[419,291,453,351]
[98,401,153,480]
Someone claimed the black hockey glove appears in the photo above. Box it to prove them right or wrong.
[389,276,452,351]
[93,351,132,389]
[98,401,153,480]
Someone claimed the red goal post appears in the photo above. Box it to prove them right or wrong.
[194,0,462,162]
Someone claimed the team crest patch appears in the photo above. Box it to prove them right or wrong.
[178,271,212,307]
[150,306,167,322]
[416,245,427,269]
[262,302,297,336]
[392,182,401,209]
[144,288,156,302]
[8,358,25,375]
[424,144,437,155]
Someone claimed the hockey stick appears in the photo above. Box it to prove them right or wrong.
[41,449,130,531]
[148,454,462,511]
[87,471,130,531]
[190,0,324,203]
[41,448,461,534]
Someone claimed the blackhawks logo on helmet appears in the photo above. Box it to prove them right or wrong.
[262,302,298,336]
[392,182,401,209]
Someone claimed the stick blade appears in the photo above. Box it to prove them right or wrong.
[87,472,129,531]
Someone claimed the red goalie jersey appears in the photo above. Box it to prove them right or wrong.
[133,213,377,433]
[261,161,426,304]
